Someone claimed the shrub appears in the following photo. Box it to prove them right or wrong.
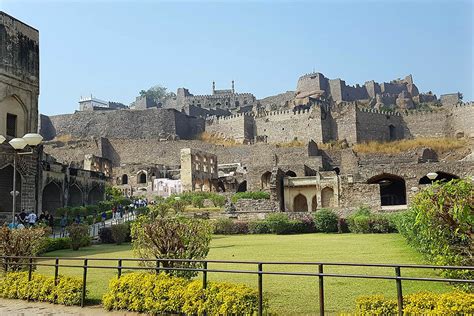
[131,215,213,279]
[111,223,130,245]
[210,194,226,207]
[102,272,262,314]
[37,237,71,254]
[395,179,473,284]
[337,218,349,233]
[213,218,248,234]
[231,191,270,203]
[313,209,339,233]
[0,271,83,305]
[248,220,271,234]
[0,226,49,272]
[191,195,205,208]
[98,227,114,244]
[347,207,397,233]
[265,213,300,235]
[355,291,474,315]
[66,224,90,251]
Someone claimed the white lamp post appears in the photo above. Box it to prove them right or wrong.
[1,133,43,224]
[426,172,438,181]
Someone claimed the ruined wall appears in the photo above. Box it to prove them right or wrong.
[356,108,404,142]
[330,103,358,144]
[205,114,254,143]
[450,103,474,138]
[40,108,204,140]
[255,107,323,143]
[402,110,449,138]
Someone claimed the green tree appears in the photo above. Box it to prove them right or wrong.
[138,85,175,104]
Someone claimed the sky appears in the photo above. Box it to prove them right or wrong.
[1,0,473,115]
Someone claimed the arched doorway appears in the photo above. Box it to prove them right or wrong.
[237,181,247,192]
[389,125,396,141]
[418,171,459,184]
[122,174,128,185]
[69,185,83,207]
[321,187,334,208]
[42,182,62,214]
[285,170,297,177]
[0,165,21,213]
[368,173,406,206]
[311,195,317,211]
[88,186,104,205]
[217,180,226,192]
[261,171,272,189]
[293,194,308,212]
[137,172,147,184]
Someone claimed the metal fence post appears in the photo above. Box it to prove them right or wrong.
[258,263,263,316]
[4,257,8,273]
[202,261,208,289]
[156,260,160,274]
[54,258,59,286]
[117,259,122,278]
[318,264,325,316]
[395,266,403,316]
[81,259,88,307]
[28,258,33,281]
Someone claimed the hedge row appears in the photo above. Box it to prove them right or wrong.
[0,272,83,305]
[231,191,270,203]
[356,291,474,315]
[102,272,263,314]
[213,209,397,235]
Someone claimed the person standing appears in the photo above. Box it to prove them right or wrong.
[60,215,68,237]
[27,211,37,227]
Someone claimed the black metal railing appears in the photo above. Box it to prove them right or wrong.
[1,256,473,315]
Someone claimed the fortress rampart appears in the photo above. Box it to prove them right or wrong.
[39,108,205,141]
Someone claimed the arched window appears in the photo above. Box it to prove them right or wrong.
[88,186,104,205]
[368,173,406,206]
[389,125,396,141]
[293,194,308,212]
[69,185,83,207]
[0,96,27,138]
[122,174,128,185]
[321,187,334,208]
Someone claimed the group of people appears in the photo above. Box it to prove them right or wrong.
[9,209,54,229]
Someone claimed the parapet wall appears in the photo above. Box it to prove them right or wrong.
[40,108,204,141]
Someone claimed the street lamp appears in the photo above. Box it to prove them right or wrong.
[426,172,438,181]
[0,133,43,224]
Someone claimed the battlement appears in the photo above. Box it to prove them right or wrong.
[188,92,255,99]
[356,107,401,116]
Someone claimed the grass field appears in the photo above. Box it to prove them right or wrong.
[39,234,451,314]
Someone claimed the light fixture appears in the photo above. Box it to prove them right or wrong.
[0,135,5,144]
[410,187,419,192]
[22,133,43,146]
[8,138,27,150]
[426,172,438,180]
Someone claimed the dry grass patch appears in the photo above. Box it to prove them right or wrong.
[275,140,305,148]
[54,134,73,142]
[353,137,467,154]
[198,132,239,147]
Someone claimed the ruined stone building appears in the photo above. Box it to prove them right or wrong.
[0,12,107,221]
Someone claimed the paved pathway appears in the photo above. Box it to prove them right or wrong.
[0,298,140,316]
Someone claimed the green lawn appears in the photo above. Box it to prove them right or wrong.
[39,234,451,314]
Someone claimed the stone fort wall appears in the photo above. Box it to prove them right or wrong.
[39,108,204,141]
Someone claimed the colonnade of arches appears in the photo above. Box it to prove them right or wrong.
[291,187,335,212]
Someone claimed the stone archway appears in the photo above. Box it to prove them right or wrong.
[419,171,459,184]
[137,172,147,184]
[0,165,21,213]
[69,185,83,207]
[368,173,406,206]
[237,181,247,192]
[293,194,308,212]
[285,170,297,177]
[0,95,28,138]
[121,174,128,185]
[42,182,62,214]
[261,171,272,189]
[88,186,104,205]
[321,187,334,208]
